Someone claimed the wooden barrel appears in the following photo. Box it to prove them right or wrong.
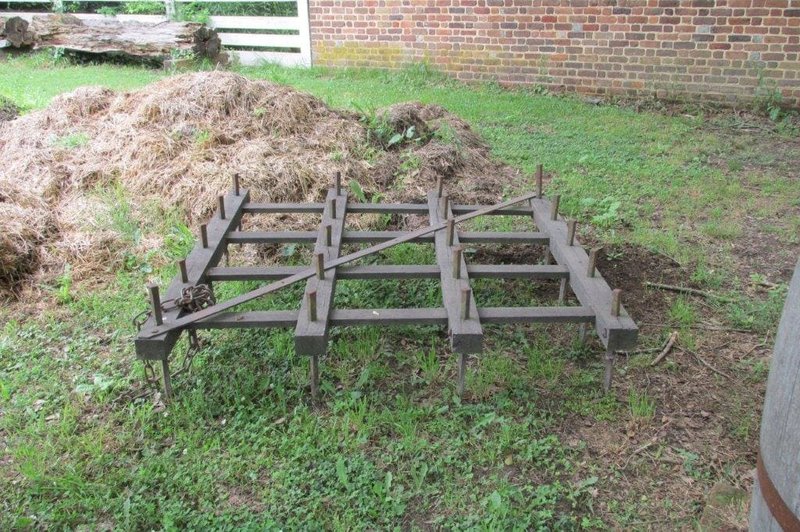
[750,259,800,531]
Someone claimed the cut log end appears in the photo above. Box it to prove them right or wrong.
[0,17,36,49]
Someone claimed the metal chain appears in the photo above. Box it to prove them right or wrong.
[127,283,214,402]
[133,283,215,332]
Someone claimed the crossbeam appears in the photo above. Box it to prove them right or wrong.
[184,306,596,329]
[205,264,570,281]
[243,202,533,217]
[225,230,549,245]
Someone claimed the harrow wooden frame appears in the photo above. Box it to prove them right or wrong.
[135,170,638,399]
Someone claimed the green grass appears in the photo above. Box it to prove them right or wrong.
[0,54,795,528]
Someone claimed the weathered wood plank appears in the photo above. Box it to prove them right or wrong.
[427,191,483,354]
[226,230,548,245]
[243,202,533,216]
[294,188,347,355]
[205,264,570,281]
[529,197,638,351]
[186,306,595,329]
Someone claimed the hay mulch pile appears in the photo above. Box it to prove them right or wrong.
[0,71,518,297]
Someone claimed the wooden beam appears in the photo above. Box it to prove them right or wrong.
[427,191,483,354]
[294,188,347,355]
[529,197,638,351]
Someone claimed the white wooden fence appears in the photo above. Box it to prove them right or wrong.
[2,0,312,66]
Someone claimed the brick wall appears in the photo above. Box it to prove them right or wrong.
[308,0,800,107]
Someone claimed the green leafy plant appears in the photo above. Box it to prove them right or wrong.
[580,196,622,228]
[54,264,73,304]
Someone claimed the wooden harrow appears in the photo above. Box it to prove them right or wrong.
[134,168,638,399]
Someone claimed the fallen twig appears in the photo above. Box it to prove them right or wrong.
[651,331,679,366]
[680,347,733,380]
[644,282,734,302]
[638,322,753,334]
[623,419,673,469]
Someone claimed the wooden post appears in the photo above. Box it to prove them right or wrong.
[446,218,455,247]
[558,278,567,304]
[611,289,621,317]
[452,247,462,279]
[315,253,325,280]
[587,247,600,277]
[440,193,449,216]
[567,220,577,246]
[307,290,317,322]
[218,195,226,220]
[164,0,176,20]
[436,176,443,198]
[178,260,188,283]
[550,194,560,221]
[335,171,341,196]
[147,283,163,326]
[233,173,240,196]
[329,197,337,219]
[461,287,471,320]
[750,260,800,531]
[200,224,208,248]
[325,224,332,247]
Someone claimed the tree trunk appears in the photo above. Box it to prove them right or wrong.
[22,14,223,64]
[0,16,36,49]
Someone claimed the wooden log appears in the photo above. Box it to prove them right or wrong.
[750,258,800,531]
[24,14,223,64]
[0,17,36,49]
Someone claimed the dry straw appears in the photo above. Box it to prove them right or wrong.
[0,72,514,296]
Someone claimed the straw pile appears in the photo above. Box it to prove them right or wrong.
[0,71,516,296]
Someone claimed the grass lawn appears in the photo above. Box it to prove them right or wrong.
[1,54,798,529]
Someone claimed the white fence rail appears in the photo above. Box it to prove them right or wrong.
[1,0,312,66]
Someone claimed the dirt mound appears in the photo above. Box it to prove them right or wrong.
[0,72,518,295]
